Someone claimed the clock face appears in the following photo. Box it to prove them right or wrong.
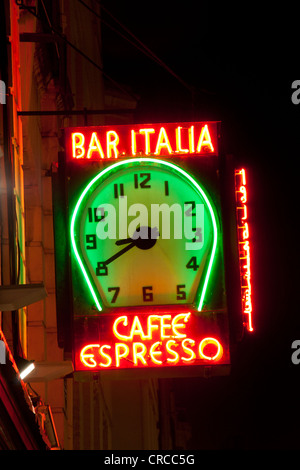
[71,158,218,311]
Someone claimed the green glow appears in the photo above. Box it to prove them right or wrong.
[70,157,218,312]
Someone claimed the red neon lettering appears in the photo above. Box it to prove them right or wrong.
[199,337,223,361]
[106,130,119,158]
[171,313,190,338]
[132,342,147,366]
[78,311,225,370]
[99,345,112,368]
[72,132,85,159]
[80,343,99,368]
[115,343,129,367]
[235,168,253,332]
[112,313,189,341]
[70,123,216,160]
[196,124,214,153]
[188,125,195,153]
[87,132,105,159]
[166,340,180,364]
[181,338,196,362]
[175,126,189,153]
[131,129,136,155]
[155,127,172,155]
[139,128,155,155]
[160,315,172,338]
[149,341,163,364]
[113,315,129,340]
[78,336,224,370]
[131,316,147,340]
[147,315,160,338]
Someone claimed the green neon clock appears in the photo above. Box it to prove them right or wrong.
[70,158,218,312]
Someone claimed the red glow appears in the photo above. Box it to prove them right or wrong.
[66,122,218,161]
[199,337,223,361]
[235,168,253,332]
[74,309,229,371]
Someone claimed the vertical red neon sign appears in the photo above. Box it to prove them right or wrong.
[235,169,253,332]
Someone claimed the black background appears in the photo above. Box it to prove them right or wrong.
[99,1,300,449]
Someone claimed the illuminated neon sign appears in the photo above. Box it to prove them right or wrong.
[235,168,253,332]
[74,309,229,371]
[64,122,219,161]
[61,120,231,375]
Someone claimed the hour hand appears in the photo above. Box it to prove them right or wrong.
[115,237,134,246]
[116,226,159,246]
[104,241,136,265]
[116,226,159,251]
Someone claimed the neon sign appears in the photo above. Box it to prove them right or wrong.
[65,122,219,161]
[74,309,229,371]
[60,120,232,376]
[235,168,253,332]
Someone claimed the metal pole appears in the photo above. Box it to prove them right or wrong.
[17,109,135,117]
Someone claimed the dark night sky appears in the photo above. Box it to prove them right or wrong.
[99,2,300,449]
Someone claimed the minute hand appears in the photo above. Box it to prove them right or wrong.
[115,237,134,246]
[103,240,136,266]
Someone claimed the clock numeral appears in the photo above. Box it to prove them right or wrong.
[186,256,199,271]
[96,262,108,276]
[192,228,202,243]
[185,201,197,231]
[114,183,124,198]
[142,286,153,302]
[88,207,105,222]
[134,173,151,188]
[184,201,196,217]
[108,287,120,303]
[86,234,97,249]
[176,284,186,300]
[164,181,169,196]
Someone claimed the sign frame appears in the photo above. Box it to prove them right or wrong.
[51,121,248,377]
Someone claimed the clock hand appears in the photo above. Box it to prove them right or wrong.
[115,237,133,246]
[105,226,159,266]
[116,226,159,246]
[103,240,136,266]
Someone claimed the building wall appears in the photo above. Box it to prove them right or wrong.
[1,0,27,354]
[18,3,65,446]
[13,0,160,450]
